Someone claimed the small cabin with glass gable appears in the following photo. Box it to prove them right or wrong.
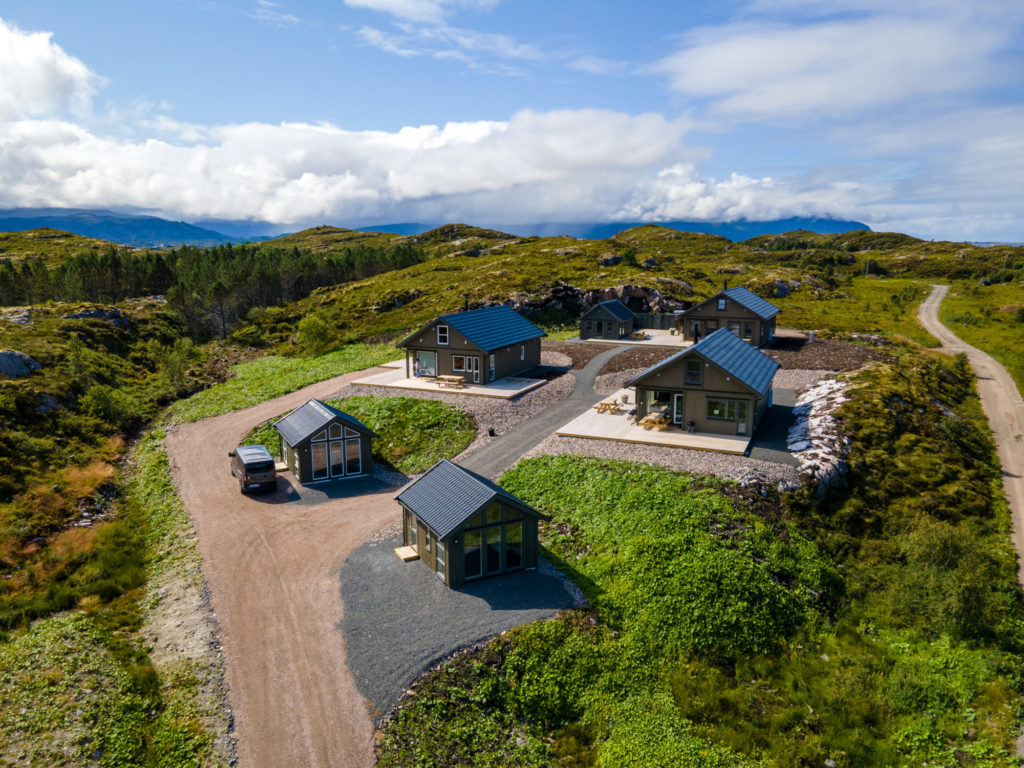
[273,399,378,484]
[394,459,548,587]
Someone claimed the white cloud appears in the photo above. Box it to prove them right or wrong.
[655,12,1011,118]
[355,20,540,70]
[248,0,302,27]
[0,17,101,120]
[567,55,629,76]
[344,0,497,24]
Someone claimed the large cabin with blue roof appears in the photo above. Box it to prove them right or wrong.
[396,305,546,384]
[626,328,779,437]
[678,285,780,347]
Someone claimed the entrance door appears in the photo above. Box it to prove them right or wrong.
[467,356,481,383]
[414,350,436,377]
[311,443,328,480]
[673,393,685,425]
[329,440,345,477]
[689,320,701,338]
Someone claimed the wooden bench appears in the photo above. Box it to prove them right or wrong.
[437,375,466,389]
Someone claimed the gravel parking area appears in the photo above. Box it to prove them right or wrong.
[336,373,576,463]
[339,535,579,722]
[521,435,802,488]
[597,345,679,376]
[766,337,893,369]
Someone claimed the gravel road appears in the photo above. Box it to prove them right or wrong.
[339,535,578,722]
[165,366,402,768]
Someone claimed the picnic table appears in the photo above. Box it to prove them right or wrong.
[639,405,671,430]
[437,375,466,389]
[592,398,621,414]
[630,331,647,340]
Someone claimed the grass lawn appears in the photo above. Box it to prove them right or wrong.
[243,395,476,474]
[168,343,397,423]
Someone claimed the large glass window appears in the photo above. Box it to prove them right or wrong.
[329,440,345,477]
[685,359,702,385]
[485,527,501,574]
[452,355,466,372]
[414,350,436,377]
[311,443,328,479]
[464,531,481,578]
[505,524,522,569]
[346,438,361,475]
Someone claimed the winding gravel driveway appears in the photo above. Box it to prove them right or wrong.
[919,285,1024,589]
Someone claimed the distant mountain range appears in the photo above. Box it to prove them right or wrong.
[0,208,870,247]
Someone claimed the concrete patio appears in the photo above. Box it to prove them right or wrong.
[583,329,691,348]
[555,388,751,454]
[351,366,547,399]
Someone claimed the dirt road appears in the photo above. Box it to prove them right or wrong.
[918,285,1024,590]
[165,368,398,768]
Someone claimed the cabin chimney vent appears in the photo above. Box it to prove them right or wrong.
[723,279,728,290]
[463,293,470,312]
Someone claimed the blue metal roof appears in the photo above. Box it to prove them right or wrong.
[394,459,546,540]
[721,286,780,319]
[584,299,637,322]
[625,328,779,395]
[274,399,378,447]
[398,305,546,352]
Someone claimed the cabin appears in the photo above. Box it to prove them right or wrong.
[579,299,638,340]
[626,328,779,437]
[273,399,378,485]
[396,306,546,384]
[395,459,548,587]
[678,286,780,347]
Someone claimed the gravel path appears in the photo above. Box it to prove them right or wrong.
[339,534,579,722]
[521,435,802,488]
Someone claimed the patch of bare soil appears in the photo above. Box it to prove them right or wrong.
[598,346,679,376]
[541,340,609,369]
[765,337,893,370]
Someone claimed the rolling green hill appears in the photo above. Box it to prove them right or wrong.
[0,228,120,267]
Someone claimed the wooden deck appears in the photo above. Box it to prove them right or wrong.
[557,390,751,454]
[352,367,546,399]
[584,329,691,348]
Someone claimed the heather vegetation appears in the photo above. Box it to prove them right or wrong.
[1,222,1022,765]
[378,347,1024,767]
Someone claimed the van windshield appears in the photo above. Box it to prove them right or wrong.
[245,461,275,474]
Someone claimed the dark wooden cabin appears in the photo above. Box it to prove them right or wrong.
[579,299,638,340]
[627,328,779,437]
[395,459,548,587]
[396,305,546,384]
[273,399,377,484]
[678,286,780,347]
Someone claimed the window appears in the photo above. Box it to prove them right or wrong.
[742,321,754,339]
[706,320,718,330]
[407,513,418,549]
[425,533,431,553]
[717,298,727,310]
[452,355,466,372]
[312,429,327,442]
[728,320,741,336]
[685,359,702,385]
[437,325,449,345]
[311,443,328,480]
[520,344,525,361]
[489,354,496,381]
[329,424,342,439]
[486,503,501,524]
[464,531,482,578]
[414,350,436,377]
[346,438,361,475]
[707,398,749,421]
[505,524,522,569]
[435,540,446,582]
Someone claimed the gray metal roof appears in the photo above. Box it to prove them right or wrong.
[625,328,779,395]
[236,445,274,464]
[582,299,637,322]
[398,305,546,352]
[721,286,781,319]
[274,399,378,447]
[394,459,546,539]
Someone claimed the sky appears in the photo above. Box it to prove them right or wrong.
[1,0,1023,240]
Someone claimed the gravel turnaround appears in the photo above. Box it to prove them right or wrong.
[339,535,578,722]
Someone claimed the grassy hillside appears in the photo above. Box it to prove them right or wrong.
[379,347,1024,767]
[0,228,118,267]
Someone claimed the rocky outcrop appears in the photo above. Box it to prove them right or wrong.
[0,349,41,378]
[787,379,851,496]
[61,307,130,330]
[0,308,32,326]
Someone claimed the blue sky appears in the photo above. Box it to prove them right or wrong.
[1,0,1023,240]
